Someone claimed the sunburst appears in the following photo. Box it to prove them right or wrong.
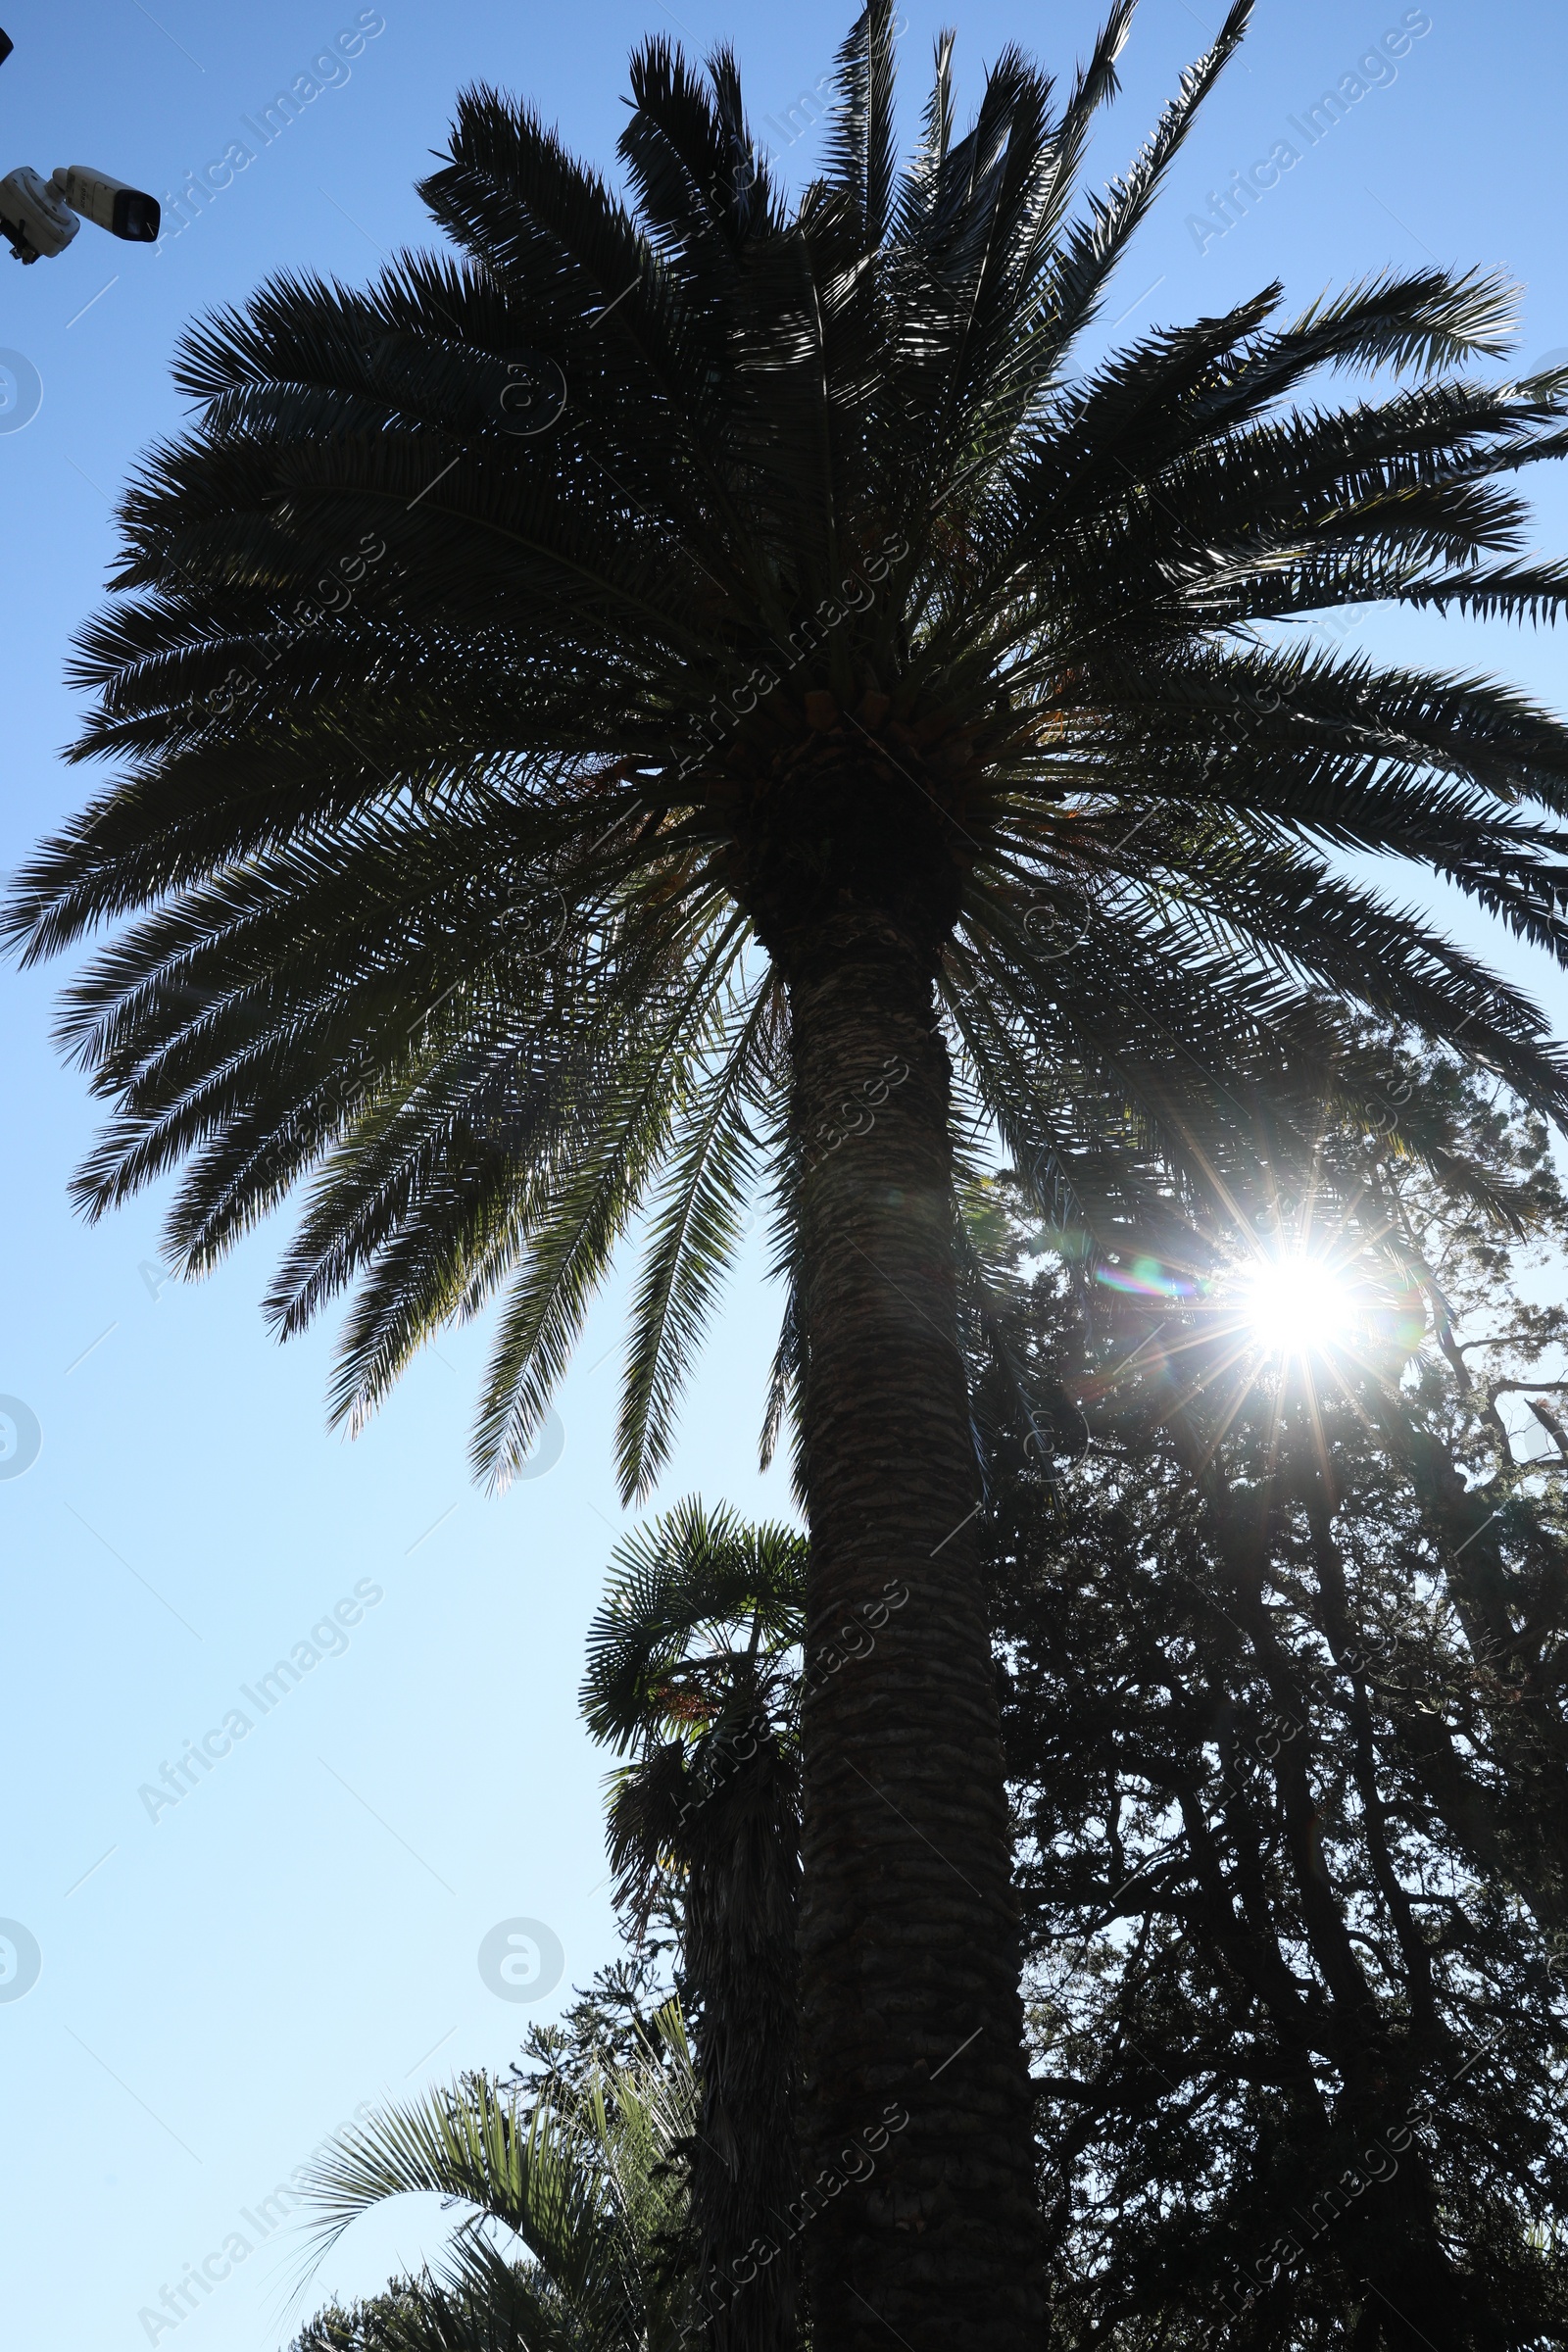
[1234,1248,1361,1362]
[1072,1181,1427,1499]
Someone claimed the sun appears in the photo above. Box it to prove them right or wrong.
[1238,1252,1358,1358]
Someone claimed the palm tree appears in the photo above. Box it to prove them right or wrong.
[290,2013,695,2350]
[12,0,1568,2334]
[582,1499,807,2349]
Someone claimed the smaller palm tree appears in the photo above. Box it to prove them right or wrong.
[583,1500,807,2352]
[290,2009,695,2351]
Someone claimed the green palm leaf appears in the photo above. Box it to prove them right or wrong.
[293,2025,695,2352]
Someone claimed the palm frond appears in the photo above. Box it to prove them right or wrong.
[10,0,1568,1498]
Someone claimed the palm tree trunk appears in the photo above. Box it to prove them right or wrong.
[688,1716,802,2352]
[784,905,1043,2352]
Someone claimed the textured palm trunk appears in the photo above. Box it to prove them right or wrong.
[783,905,1043,2352]
[687,1709,802,2352]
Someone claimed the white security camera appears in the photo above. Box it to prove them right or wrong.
[0,29,161,263]
[0,164,77,262]
[51,165,160,243]
[0,162,161,263]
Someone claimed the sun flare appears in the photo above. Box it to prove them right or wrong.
[1238,1253,1357,1359]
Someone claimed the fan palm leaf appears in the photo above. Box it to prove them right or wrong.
[292,2021,695,2352]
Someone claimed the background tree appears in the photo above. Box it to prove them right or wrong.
[973,1054,1568,2349]
[507,1944,685,2113]
[14,1,1568,2335]
[291,1046,1568,2352]
[291,2002,696,2352]
[582,1501,807,2351]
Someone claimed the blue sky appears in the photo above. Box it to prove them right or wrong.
[2,1,1567,2345]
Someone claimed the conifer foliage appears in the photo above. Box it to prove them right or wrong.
[978,1060,1568,2348]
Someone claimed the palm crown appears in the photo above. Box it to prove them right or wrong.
[11,0,1568,1499]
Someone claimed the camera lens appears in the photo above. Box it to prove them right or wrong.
[111,188,160,242]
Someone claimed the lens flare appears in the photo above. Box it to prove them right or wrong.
[1239,1253,1356,1357]
[1095,1255,1200,1301]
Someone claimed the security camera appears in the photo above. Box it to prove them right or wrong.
[0,161,160,262]
[0,31,160,261]
[51,165,160,243]
[0,164,77,262]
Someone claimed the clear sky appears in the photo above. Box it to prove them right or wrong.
[2,1,1567,2346]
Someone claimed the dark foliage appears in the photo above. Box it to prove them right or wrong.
[977,1059,1568,2348]
[8,3,1568,1495]
[582,1500,808,2349]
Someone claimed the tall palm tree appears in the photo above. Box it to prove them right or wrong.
[11,0,1568,2335]
[582,1499,807,2349]
[291,2014,695,2351]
